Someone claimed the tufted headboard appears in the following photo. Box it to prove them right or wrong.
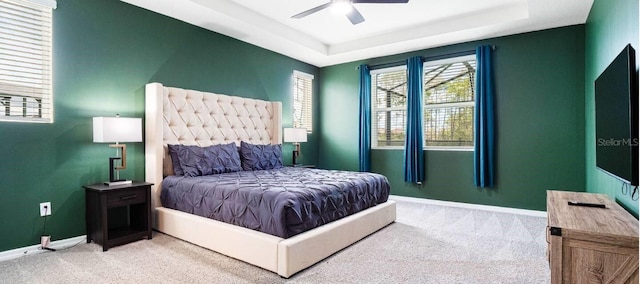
[144,83,282,209]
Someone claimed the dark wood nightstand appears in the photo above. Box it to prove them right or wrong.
[84,181,153,251]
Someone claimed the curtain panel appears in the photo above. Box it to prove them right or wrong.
[358,64,372,172]
[474,45,496,187]
[403,56,425,183]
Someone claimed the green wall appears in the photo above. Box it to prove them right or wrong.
[4,0,630,254]
[319,26,586,211]
[0,0,319,252]
[585,0,639,216]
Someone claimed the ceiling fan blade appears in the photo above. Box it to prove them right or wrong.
[352,0,409,3]
[346,6,365,25]
[292,2,332,19]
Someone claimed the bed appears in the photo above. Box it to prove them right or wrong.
[144,82,396,278]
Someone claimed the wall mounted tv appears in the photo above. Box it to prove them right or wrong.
[595,44,638,186]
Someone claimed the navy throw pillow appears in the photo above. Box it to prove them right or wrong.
[176,145,211,177]
[167,144,184,176]
[203,142,242,174]
[239,141,283,171]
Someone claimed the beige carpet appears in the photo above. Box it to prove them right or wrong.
[0,200,550,283]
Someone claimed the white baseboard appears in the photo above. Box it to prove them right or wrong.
[0,197,544,261]
[389,195,547,217]
[0,235,87,262]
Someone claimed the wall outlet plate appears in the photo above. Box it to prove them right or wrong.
[39,202,51,216]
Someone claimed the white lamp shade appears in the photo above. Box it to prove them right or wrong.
[283,128,308,143]
[93,117,142,143]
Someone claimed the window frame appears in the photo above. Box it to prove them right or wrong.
[0,0,55,123]
[292,70,313,133]
[371,65,407,150]
[423,54,476,151]
[370,54,477,151]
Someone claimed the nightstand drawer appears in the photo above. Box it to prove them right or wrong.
[107,188,146,207]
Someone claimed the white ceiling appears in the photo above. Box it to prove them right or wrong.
[121,0,593,67]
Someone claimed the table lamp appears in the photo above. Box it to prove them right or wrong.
[283,128,307,166]
[93,115,142,186]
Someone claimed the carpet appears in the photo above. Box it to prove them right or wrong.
[0,200,550,283]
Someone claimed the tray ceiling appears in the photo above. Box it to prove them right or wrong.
[121,0,593,67]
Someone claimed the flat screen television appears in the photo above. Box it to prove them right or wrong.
[595,44,639,186]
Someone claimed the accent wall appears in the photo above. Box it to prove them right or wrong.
[319,25,586,211]
[0,0,319,252]
[585,0,639,216]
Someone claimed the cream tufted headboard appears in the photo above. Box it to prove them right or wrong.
[144,82,282,209]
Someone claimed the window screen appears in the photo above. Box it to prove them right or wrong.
[370,54,476,150]
[372,66,407,147]
[423,55,476,149]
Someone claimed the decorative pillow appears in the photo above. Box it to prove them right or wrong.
[176,145,210,177]
[203,142,242,174]
[239,141,283,171]
[174,143,243,177]
[167,144,184,176]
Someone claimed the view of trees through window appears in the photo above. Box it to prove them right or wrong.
[372,68,407,147]
[372,55,476,149]
[424,57,476,147]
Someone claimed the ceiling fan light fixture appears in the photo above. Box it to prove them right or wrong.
[292,0,408,24]
[331,1,353,15]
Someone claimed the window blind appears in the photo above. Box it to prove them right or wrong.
[293,70,313,132]
[370,55,476,149]
[371,66,407,148]
[423,55,476,148]
[0,0,55,122]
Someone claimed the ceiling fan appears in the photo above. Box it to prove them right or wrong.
[292,0,410,25]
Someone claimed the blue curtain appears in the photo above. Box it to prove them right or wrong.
[474,45,495,187]
[358,64,371,172]
[404,56,425,183]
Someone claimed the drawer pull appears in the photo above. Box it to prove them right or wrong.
[120,194,137,201]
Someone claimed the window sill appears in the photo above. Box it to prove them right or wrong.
[372,147,474,152]
[425,147,474,152]
[372,147,404,150]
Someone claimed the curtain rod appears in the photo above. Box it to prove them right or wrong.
[357,45,496,70]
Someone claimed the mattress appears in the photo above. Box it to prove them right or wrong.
[160,167,390,238]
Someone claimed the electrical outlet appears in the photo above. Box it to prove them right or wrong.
[39,202,51,216]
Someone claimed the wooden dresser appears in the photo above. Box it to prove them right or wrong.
[547,190,639,283]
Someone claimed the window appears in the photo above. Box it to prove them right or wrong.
[292,70,313,132]
[372,66,407,147]
[371,54,476,150]
[424,55,476,149]
[0,0,55,123]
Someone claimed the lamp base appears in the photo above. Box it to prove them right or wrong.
[104,180,132,186]
[106,156,131,186]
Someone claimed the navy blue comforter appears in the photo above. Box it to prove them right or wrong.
[161,167,390,238]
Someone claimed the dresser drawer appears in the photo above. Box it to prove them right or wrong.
[107,188,147,207]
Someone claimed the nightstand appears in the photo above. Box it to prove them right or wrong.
[84,181,153,251]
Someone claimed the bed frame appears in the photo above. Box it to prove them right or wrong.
[144,82,396,278]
